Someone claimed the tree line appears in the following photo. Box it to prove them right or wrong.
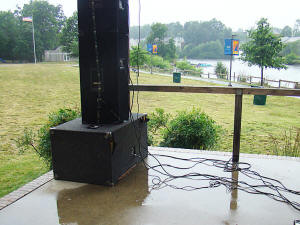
[131,19,232,60]
[0,1,65,62]
[1,0,300,64]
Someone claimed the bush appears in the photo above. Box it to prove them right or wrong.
[16,108,81,169]
[285,53,300,65]
[269,127,300,157]
[147,108,170,146]
[176,59,196,71]
[215,62,228,78]
[130,46,149,67]
[150,55,171,69]
[160,109,220,150]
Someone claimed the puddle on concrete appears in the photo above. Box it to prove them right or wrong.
[0,151,299,225]
[56,163,149,225]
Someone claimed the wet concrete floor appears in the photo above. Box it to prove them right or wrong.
[0,149,299,225]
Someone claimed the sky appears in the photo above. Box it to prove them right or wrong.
[1,0,300,31]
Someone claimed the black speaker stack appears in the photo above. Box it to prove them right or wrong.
[50,0,148,186]
[78,0,130,124]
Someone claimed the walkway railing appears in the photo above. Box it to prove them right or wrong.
[129,85,300,162]
[134,66,300,89]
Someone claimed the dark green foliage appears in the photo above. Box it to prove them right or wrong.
[130,22,184,40]
[281,40,300,65]
[215,62,228,77]
[0,11,19,60]
[176,59,196,71]
[146,23,177,61]
[60,12,78,56]
[130,46,149,67]
[162,38,177,61]
[166,22,184,38]
[151,55,171,69]
[182,40,225,59]
[241,18,287,86]
[16,108,80,169]
[285,53,300,65]
[147,23,168,44]
[153,109,221,150]
[20,1,66,61]
[148,108,170,133]
[147,108,170,146]
[0,1,65,62]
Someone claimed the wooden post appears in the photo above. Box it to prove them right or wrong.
[279,80,281,88]
[208,72,210,79]
[233,90,243,163]
[250,76,252,84]
[234,72,236,82]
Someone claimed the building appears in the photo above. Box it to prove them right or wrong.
[44,47,71,62]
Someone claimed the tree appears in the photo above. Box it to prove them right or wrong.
[293,19,300,37]
[18,1,66,61]
[0,11,19,60]
[130,24,151,39]
[146,23,167,57]
[281,26,292,37]
[146,23,177,60]
[166,22,183,38]
[129,46,149,67]
[147,23,168,44]
[60,12,78,56]
[183,19,232,47]
[163,38,177,61]
[215,62,228,77]
[241,18,286,86]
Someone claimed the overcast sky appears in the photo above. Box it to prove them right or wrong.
[1,0,300,31]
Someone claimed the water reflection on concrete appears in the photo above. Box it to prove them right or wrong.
[0,150,300,225]
[57,163,149,225]
[230,171,239,211]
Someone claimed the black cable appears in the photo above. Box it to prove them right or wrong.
[127,0,300,213]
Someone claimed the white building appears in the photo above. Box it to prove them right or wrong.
[44,47,71,62]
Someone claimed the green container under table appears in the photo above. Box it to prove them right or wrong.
[253,95,267,105]
[173,72,181,83]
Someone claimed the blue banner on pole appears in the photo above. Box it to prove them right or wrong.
[224,39,240,55]
[147,44,153,53]
[224,39,232,55]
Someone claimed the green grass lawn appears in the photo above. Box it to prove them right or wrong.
[1,63,300,197]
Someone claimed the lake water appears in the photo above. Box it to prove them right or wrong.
[189,59,300,88]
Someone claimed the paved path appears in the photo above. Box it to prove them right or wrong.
[135,70,300,99]
[137,70,249,87]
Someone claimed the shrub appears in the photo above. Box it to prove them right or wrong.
[147,108,170,146]
[150,55,171,69]
[176,59,196,71]
[160,109,220,150]
[130,46,149,67]
[269,128,300,157]
[285,53,300,65]
[215,62,228,78]
[16,108,81,169]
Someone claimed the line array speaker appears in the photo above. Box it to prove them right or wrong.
[78,0,130,124]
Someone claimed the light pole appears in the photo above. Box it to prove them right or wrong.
[32,16,37,64]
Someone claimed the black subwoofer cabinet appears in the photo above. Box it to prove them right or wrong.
[50,114,148,185]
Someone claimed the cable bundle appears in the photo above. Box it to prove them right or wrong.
[130,0,300,213]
